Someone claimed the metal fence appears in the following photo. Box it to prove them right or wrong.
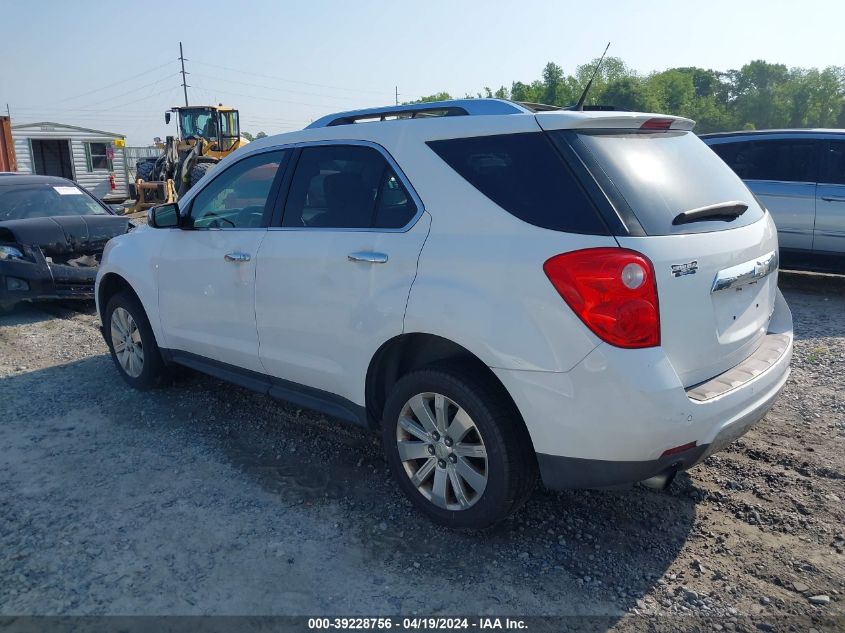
[124,146,161,182]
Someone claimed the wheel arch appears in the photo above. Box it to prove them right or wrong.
[97,272,139,323]
[365,333,529,440]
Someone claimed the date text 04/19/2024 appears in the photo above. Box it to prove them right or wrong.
[307,617,528,630]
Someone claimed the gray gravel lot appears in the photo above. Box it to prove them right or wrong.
[0,272,843,630]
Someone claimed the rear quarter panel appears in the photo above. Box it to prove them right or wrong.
[398,132,616,372]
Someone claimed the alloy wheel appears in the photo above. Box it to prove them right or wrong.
[110,307,144,378]
[396,392,488,510]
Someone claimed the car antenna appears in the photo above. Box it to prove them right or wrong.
[570,42,611,111]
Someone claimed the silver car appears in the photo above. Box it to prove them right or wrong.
[702,130,845,273]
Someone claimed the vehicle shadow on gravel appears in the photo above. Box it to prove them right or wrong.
[176,371,699,615]
[4,356,697,617]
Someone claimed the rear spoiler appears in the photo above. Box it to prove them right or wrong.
[535,111,696,132]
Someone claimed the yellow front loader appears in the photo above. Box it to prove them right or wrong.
[128,105,250,214]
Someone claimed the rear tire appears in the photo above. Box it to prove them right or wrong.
[104,291,163,390]
[381,363,537,529]
[189,162,215,189]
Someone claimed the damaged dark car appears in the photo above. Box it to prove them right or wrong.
[0,174,133,311]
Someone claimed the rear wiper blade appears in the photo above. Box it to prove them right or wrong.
[672,201,749,226]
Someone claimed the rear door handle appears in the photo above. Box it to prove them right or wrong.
[224,251,251,263]
[820,195,845,203]
[347,251,388,264]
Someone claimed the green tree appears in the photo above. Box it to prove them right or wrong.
[493,86,509,99]
[731,60,792,129]
[648,69,695,113]
[785,66,845,128]
[541,62,570,106]
[242,131,255,141]
[400,56,844,133]
[409,92,452,104]
[602,77,659,112]
[255,131,267,139]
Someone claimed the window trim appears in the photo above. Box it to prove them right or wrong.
[268,139,425,233]
[181,147,292,231]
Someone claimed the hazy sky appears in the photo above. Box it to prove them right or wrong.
[1,0,840,144]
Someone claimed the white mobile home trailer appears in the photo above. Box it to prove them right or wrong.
[11,122,128,202]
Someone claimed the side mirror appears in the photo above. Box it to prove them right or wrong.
[148,203,180,228]
[165,112,171,125]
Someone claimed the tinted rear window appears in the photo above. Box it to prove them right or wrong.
[560,130,765,236]
[426,133,607,234]
[709,139,818,183]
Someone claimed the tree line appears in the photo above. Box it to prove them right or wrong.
[414,58,845,133]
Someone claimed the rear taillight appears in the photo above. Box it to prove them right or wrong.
[543,248,660,348]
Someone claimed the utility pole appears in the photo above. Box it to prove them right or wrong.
[5,104,9,118]
[395,86,399,106]
[179,42,190,107]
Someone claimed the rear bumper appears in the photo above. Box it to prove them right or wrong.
[494,289,793,490]
[535,364,787,489]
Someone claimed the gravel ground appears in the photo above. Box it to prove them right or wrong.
[0,272,843,630]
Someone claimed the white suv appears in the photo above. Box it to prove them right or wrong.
[96,99,793,528]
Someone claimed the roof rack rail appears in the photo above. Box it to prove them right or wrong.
[306,98,532,129]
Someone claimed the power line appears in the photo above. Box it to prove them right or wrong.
[190,71,363,104]
[11,86,180,121]
[50,58,178,105]
[189,59,395,96]
[193,84,366,109]
[67,73,182,110]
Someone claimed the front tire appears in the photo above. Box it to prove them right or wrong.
[382,364,537,529]
[104,291,163,390]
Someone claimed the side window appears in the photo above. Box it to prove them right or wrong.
[374,171,416,228]
[189,150,287,229]
[282,145,416,229]
[426,132,606,234]
[709,141,753,178]
[724,139,818,183]
[821,141,845,185]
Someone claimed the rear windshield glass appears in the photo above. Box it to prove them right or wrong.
[0,184,109,221]
[558,130,764,236]
[426,133,608,235]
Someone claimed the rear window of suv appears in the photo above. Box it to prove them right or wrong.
[426,133,608,234]
[557,130,765,236]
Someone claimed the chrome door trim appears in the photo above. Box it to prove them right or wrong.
[711,250,778,293]
[224,251,252,263]
[347,251,388,263]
